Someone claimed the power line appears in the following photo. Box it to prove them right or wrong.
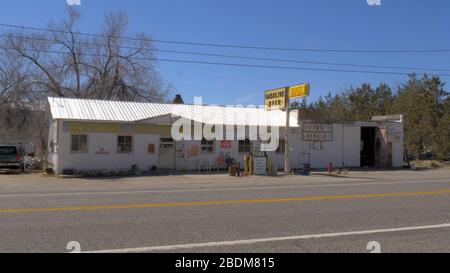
[1,90,50,93]
[1,46,450,77]
[1,33,450,72]
[1,23,450,54]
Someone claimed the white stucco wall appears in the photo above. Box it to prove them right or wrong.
[298,124,360,168]
[51,119,404,174]
[172,126,310,171]
[297,123,403,169]
[55,121,159,174]
[387,123,404,168]
[174,133,289,171]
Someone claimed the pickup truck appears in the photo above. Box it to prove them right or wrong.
[0,145,24,172]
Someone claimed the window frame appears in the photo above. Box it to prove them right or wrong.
[238,139,251,154]
[159,138,174,150]
[201,138,215,154]
[71,134,88,153]
[117,135,134,154]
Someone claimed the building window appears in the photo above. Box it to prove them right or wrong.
[160,138,174,149]
[239,139,251,153]
[276,139,285,154]
[201,138,214,153]
[117,136,133,153]
[71,135,88,153]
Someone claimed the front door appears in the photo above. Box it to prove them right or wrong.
[343,126,361,167]
[159,138,175,170]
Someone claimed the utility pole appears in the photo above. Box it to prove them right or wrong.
[284,87,290,174]
[265,83,309,175]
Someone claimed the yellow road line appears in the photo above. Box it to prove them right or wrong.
[1,188,450,214]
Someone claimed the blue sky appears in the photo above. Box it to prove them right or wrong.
[1,0,450,105]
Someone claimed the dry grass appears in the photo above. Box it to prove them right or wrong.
[412,160,450,169]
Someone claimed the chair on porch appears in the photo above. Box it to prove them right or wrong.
[210,156,226,172]
[198,159,210,172]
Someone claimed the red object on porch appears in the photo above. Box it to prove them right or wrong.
[220,140,232,149]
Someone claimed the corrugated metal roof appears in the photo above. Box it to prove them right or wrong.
[48,97,298,127]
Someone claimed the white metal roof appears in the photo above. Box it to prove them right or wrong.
[48,97,299,127]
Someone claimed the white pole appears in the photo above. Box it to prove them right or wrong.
[285,87,290,174]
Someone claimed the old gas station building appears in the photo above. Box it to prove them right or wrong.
[47,97,404,175]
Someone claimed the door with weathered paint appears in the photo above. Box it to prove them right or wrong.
[159,138,175,170]
[342,126,361,167]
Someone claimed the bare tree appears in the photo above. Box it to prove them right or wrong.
[1,8,168,102]
[0,8,170,157]
[0,55,48,153]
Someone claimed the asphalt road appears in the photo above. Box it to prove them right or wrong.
[0,169,449,253]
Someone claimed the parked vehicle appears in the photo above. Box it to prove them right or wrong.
[0,144,24,172]
[419,151,435,160]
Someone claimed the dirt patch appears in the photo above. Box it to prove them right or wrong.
[412,160,450,169]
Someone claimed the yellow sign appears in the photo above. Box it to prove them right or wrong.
[265,83,310,111]
[66,121,171,135]
[289,84,310,99]
[265,88,287,111]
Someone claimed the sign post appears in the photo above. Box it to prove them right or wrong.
[265,83,310,175]
[284,87,290,174]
